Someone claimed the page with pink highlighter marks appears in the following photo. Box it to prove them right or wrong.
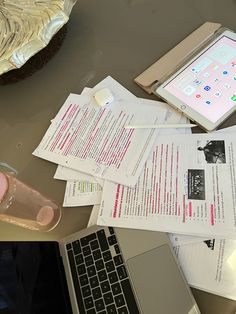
[98,132,236,239]
[33,93,168,187]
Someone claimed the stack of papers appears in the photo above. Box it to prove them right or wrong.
[33,76,236,301]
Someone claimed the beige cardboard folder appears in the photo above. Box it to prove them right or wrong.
[134,22,222,94]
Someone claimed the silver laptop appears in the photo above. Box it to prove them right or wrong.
[59,225,201,314]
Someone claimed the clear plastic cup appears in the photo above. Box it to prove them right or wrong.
[0,169,62,232]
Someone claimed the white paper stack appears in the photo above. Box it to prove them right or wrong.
[33,76,236,301]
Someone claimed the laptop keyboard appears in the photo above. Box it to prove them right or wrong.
[66,227,139,314]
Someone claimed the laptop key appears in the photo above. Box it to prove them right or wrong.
[114,244,120,254]
[72,240,81,254]
[117,265,128,280]
[111,282,121,295]
[82,285,91,298]
[97,229,109,251]
[82,245,91,256]
[103,250,112,262]
[104,292,114,305]
[95,298,105,312]
[77,264,86,276]
[66,243,72,250]
[92,286,102,300]
[93,249,102,260]
[101,280,110,293]
[108,227,115,235]
[85,255,94,267]
[108,235,117,246]
[107,303,117,314]
[79,274,89,286]
[118,306,128,314]
[89,275,99,288]
[98,269,108,282]
[121,279,139,314]
[114,255,123,266]
[95,258,104,271]
[75,253,84,265]
[90,239,99,250]
[87,265,96,277]
[105,260,115,272]
[108,271,118,284]
[114,294,125,307]
[84,296,94,310]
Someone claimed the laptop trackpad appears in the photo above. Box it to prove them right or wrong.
[126,245,194,314]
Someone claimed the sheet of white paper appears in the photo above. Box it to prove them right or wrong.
[86,113,205,244]
[63,181,102,207]
[87,205,100,227]
[62,102,189,207]
[54,77,137,182]
[54,165,97,182]
[216,125,236,133]
[33,90,168,187]
[173,239,236,301]
[174,127,236,236]
[98,132,236,239]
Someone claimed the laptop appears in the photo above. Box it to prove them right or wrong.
[0,226,200,314]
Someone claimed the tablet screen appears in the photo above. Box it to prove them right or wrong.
[162,35,236,123]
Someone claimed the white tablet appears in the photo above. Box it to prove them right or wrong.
[155,29,236,131]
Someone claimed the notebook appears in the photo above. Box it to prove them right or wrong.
[0,226,201,314]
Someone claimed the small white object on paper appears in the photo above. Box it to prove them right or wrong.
[63,181,102,207]
[98,132,236,239]
[94,88,114,107]
[173,238,236,301]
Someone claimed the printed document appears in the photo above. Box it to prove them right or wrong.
[60,106,189,207]
[54,76,137,183]
[54,165,97,182]
[173,239,236,301]
[98,132,236,239]
[33,94,168,186]
[63,181,102,207]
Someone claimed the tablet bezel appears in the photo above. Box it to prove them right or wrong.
[155,29,236,132]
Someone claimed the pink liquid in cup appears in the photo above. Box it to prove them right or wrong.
[0,172,61,231]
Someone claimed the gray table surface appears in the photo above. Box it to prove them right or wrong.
[1,0,236,313]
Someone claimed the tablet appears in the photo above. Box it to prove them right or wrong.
[155,28,236,131]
